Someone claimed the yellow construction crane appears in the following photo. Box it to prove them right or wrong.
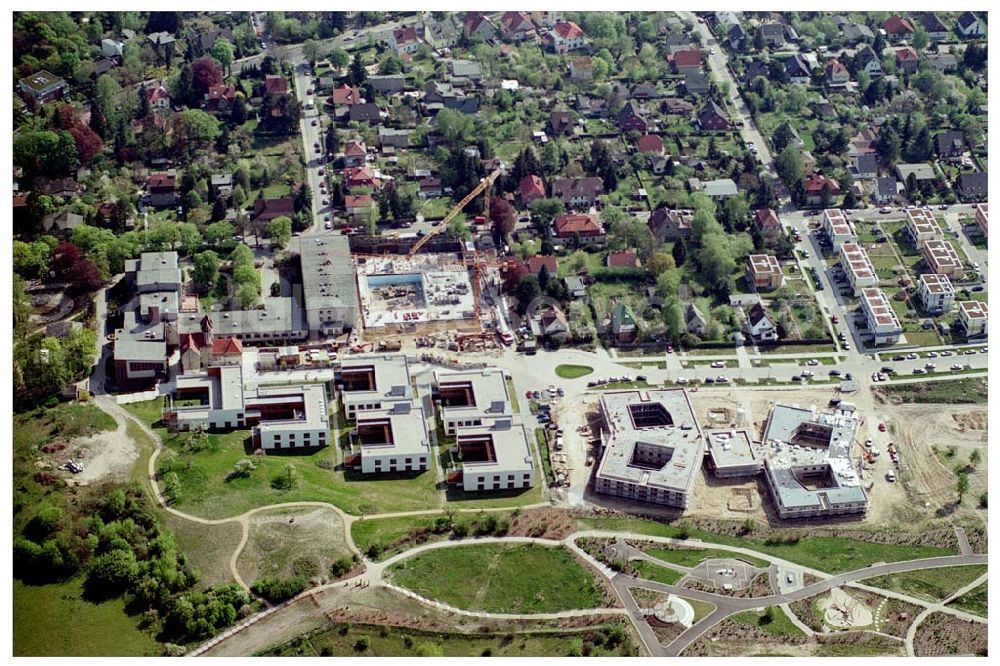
[408,168,501,256]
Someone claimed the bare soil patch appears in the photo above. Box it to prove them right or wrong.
[646,614,686,646]
[236,507,352,585]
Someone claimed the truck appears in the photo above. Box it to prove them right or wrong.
[377,340,402,352]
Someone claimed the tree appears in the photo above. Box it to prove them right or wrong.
[648,252,676,275]
[514,274,541,314]
[329,47,350,70]
[230,95,248,125]
[912,26,929,51]
[210,38,235,75]
[177,109,222,148]
[302,39,322,67]
[957,472,970,503]
[663,297,685,341]
[212,196,228,222]
[672,238,687,266]
[489,196,515,237]
[348,52,367,87]
[191,251,220,292]
[775,145,804,191]
[204,221,237,248]
[191,56,223,96]
[86,548,141,598]
[266,216,292,249]
[969,449,982,468]
[842,188,858,209]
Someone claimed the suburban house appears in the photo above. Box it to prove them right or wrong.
[252,196,295,222]
[146,84,171,110]
[607,251,640,269]
[462,13,497,40]
[825,58,850,88]
[390,26,422,55]
[926,53,958,73]
[569,56,593,81]
[840,20,875,45]
[610,303,638,344]
[343,166,383,191]
[378,128,410,150]
[519,174,546,206]
[753,208,783,241]
[670,48,703,74]
[548,110,576,137]
[552,177,604,209]
[803,173,841,206]
[873,177,899,204]
[147,171,177,208]
[42,211,84,234]
[422,81,479,114]
[546,20,586,52]
[856,45,883,78]
[343,140,368,168]
[683,71,711,95]
[918,273,956,314]
[956,172,988,202]
[784,54,811,84]
[532,305,570,342]
[210,174,233,200]
[264,75,288,96]
[895,163,938,185]
[957,301,988,338]
[882,15,915,40]
[851,154,879,181]
[449,59,484,83]
[345,194,375,220]
[330,83,362,107]
[525,254,558,276]
[367,75,406,94]
[956,12,986,39]
[636,134,664,155]
[500,11,536,41]
[203,84,237,113]
[649,207,693,241]
[617,101,649,133]
[921,239,964,279]
[695,100,730,131]
[747,254,784,290]
[759,22,789,47]
[349,102,382,124]
[895,47,919,74]
[18,70,69,105]
[552,213,606,246]
[916,12,950,41]
[745,303,777,342]
[685,303,708,336]
[424,19,458,49]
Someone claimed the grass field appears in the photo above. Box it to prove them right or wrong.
[160,512,242,588]
[237,506,354,583]
[554,364,595,379]
[948,581,987,617]
[261,622,637,657]
[730,607,806,639]
[643,545,770,570]
[536,427,555,487]
[877,377,988,404]
[576,517,954,574]
[631,560,684,586]
[863,565,987,603]
[387,543,604,613]
[125,398,441,519]
[683,597,716,623]
[14,578,160,656]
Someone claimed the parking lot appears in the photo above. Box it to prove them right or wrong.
[688,558,760,591]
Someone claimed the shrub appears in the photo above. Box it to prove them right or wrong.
[251,575,308,603]
[355,635,371,652]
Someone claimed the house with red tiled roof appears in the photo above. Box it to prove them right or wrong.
[500,11,535,41]
[343,166,382,191]
[753,208,783,240]
[607,251,640,269]
[463,13,497,40]
[146,84,170,109]
[252,196,295,222]
[552,213,605,245]
[519,174,546,206]
[803,173,841,206]
[203,84,237,113]
[825,58,850,88]
[546,20,586,52]
[636,134,664,155]
[147,171,177,208]
[882,15,914,40]
[264,75,288,96]
[343,140,368,168]
[895,47,919,74]
[552,177,604,209]
[330,83,361,106]
[670,48,702,73]
[345,194,375,220]
[211,336,243,359]
[525,254,558,275]
[390,26,421,55]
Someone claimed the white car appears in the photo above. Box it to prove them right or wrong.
[324,220,332,230]
[807,359,819,366]
[927,351,938,358]
[675,377,689,385]
[716,375,729,383]
[711,361,726,368]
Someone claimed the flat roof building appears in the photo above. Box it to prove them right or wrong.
[759,403,868,519]
[839,242,878,295]
[904,207,943,248]
[451,419,535,493]
[747,254,783,290]
[860,287,902,346]
[350,402,431,475]
[705,429,760,478]
[336,354,415,419]
[434,367,513,436]
[958,300,988,338]
[975,203,988,237]
[178,298,308,344]
[594,389,703,509]
[821,209,856,251]
[299,234,361,339]
[921,239,964,279]
[917,273,955,314]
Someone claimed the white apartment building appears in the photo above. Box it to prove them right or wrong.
[352,401,431,475]
[921,239,965,279]
[822,209,856,251]
[839,242,878,295]
[452,419,535,492]
[860,287,903,346]
[917,273,955,314]
[434,368,512,436]
[904,207,943,248]
[958,300,988,338]
[336,354,415,420]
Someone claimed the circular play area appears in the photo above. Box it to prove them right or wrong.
[820,587,873,629]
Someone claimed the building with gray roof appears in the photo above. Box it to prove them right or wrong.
[450,418,535,492]
[434,367,513,436]
[336,354,416,419]
[705,429,760,478]
[349,401,431,475]
[299,234,360,339]
[178,297,307,344]
[594,389,703,509]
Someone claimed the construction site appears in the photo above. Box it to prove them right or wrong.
[357,256,476,330]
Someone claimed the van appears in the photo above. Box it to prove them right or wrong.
[886,470,896,482]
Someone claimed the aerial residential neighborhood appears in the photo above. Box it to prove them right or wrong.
[11,8,988,658]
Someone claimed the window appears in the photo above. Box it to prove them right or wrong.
[508,481,515,489]
[405,457,412,464]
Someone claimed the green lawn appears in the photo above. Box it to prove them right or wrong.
[877,377,988,404]
[554,364,595,379]
[730,607,807,639]
[261,621,637,657]
[863,565,987,603]
[14,578,160,656]
[643,545,770,570]
[631,560,684,586]
[506,378,521,413]
[948,582,988,617]
[125,398,441,519]
[576,517,954,574]
[683,596,717,623]
[536,427,555,488]
[387,543,604,613]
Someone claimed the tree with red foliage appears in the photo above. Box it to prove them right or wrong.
[500,258,529,294]
[64,256,103,295]
[191,56,223,95]
[51,241,83,278]
[52,104,104,163]
[489,196,516,237]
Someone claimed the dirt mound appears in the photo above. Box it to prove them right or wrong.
[953,411,987,431]
[508,507,576,539]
